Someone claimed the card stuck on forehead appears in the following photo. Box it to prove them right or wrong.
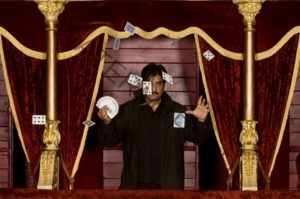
[162,71,173,85]
[143,81,152,95]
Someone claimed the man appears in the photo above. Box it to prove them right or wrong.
[97,63,213,189]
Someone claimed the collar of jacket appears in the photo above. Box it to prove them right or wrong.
[133,89,173,114]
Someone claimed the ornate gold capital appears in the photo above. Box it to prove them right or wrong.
[35,0,68,25]
[233,0,265,27]
[43,120,61,150]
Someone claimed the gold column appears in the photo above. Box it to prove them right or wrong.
[35,0,68,190]
[233,0,265,191]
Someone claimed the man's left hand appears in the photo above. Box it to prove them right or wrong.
[185,96,209,122]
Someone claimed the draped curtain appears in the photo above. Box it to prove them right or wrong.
[195,32,300,189]
[195,35,242,187]
[56,35,105,188]
[0,33,106,189]
[1,37,46,174]
[256,35,300,179]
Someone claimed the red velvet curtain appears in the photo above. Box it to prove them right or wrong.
[256,35,299,178]
[196,33,299,188]
[2,35,105,189]
[196,36,242,183]
[56,35,105,188]
[2,38,46,180]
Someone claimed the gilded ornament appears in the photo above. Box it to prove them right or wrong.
[35,0,69,24]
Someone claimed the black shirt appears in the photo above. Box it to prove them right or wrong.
[97,90,213,189]
[137,104,162,189]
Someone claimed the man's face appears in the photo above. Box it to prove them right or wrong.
[144,74,165,102]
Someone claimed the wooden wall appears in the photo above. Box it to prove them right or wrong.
[289,72,300,190]
[0,61,11,188]
[102,35,200,190]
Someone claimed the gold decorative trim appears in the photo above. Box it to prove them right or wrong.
[194,34,231,175]
[58,26,242,60]
[256,26,300,60]
[2,24,300,62]
[267,35,300,177]
[0,27,45,59]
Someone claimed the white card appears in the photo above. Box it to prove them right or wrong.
[82,120,96,127]
[203,50,215,61]
[162,71,173,85]
[124,22,135,36]
[113,38,121,50]
[128,74,143,87]
[32,115,46,125]
[143,81,152,95]
[173,113,185,128]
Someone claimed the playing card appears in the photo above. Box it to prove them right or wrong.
[128,74,143,87]
[143,81,152,95]
[203,50,215,61]
[162,71,173,85]
[32,115,46,125]
[96,100,101,108]
[82,120,96,127]
[124,22,135,36]
[173,113,185,128]
[113,38,121,50]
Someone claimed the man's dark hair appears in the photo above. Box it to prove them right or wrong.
[141,63,167,81]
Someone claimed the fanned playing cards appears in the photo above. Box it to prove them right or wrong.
[96,96,119,119]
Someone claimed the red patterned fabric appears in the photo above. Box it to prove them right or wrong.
[1,189,300,199]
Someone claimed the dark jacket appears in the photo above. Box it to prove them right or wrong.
[97,90,212,189]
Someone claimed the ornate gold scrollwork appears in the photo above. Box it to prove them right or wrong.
[37,149,60,189]
[35,0,69,25]
[43,120,61,150]
[233,0,265,28]
[239,120,259,190]
[240,120,258,150]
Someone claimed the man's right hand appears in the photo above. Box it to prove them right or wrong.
[97,105,112,124]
